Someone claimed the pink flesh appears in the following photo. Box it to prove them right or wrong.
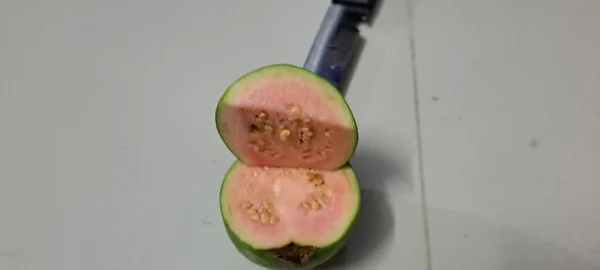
[223,164,357,248]
[219,73,356,170]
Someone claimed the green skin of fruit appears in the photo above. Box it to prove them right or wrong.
[219,162,361,270]
[216,64,361,269]
[214,63,359,170]
[221,223,349,270]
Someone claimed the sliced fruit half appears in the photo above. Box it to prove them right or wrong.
[215,64,358,170]
[220,160,361,269]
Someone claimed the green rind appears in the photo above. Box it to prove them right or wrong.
[219,160,361,269]
[222,222,347,270]
[214,63,359,169]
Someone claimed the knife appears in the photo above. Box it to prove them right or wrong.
[303,0,378,91]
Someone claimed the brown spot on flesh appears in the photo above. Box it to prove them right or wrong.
[308,173,324,186]
[292,120,301,128]
[267,243,315,266]
[249,123,260,133]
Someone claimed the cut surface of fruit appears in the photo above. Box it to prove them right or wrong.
[215,64,358,170]
[220,160,361,269]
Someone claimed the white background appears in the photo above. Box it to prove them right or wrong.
[1,0,599,269]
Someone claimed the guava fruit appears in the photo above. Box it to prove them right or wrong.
[219,160,360,269]
[215,64,361,269]
[215,64,358,171]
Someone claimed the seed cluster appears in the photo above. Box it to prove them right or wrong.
[241,200,280,225]
[301,192,330,211]
[246,105,334,162]
[300,173,332,212]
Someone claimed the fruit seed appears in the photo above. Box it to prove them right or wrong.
[260,213,270,223]
[301,201,311,209]
[280,129,291,141]
[290,107,301,119]
[263,125,273,135]
[269,216,280,224]
[317,197,328,206]
[241,202,253,209]
[309,200,321,210]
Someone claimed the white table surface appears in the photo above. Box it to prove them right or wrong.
[1,0,598,270]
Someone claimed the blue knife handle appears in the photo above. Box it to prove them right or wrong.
[303,4,362,90]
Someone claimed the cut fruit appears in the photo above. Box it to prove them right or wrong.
[220,160,361,269]
[216,64,362,268]
[215,64,358,170]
